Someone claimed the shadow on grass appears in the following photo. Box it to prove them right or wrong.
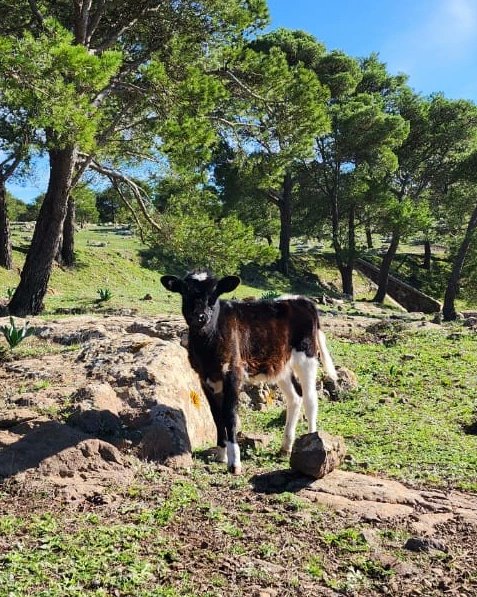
[138,249,337,298]
[250,468,315,494]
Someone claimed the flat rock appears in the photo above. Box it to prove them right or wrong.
[0,408,40,429]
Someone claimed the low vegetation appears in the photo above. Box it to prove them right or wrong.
[0,228,476,596]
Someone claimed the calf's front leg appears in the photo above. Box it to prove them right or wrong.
[223,370,242,474]
[201,381,227,464]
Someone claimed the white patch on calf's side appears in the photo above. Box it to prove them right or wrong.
[206,378,223,394]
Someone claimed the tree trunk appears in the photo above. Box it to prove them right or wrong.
[278,172,292,275]
[0,178,13,270]
[373,229,400,303]
[443,203,477,321]
[9,146,77,316]
[423,240,431,270]
[365,226,373,249]
[340,266,354,296]
[56,197,75,266]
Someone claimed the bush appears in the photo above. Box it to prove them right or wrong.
[148,211,278,275]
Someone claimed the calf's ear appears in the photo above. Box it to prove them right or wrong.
[216,275,241,296]
[161,275,184,293]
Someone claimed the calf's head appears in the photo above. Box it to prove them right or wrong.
[161,271,240,332]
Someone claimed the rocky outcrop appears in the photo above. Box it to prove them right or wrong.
[0,316,217,497]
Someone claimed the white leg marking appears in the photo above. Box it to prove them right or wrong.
[216,445,227,463]
[277,376,302,454]
[292,350,319,434]
[226,441,242,474]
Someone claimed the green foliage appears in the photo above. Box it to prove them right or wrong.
[72,186,98,226]
[5,192,29,221]
[0,20,122,151]
[235,45,330,186]
[97,288,112,303]
[0,316,35,349]
[150,208,277,276]
[260,290,281,300]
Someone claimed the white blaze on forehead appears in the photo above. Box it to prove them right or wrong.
[190,272,209,281]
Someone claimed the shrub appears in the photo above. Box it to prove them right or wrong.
[148,211,277,276]
[0,317,35,349]
[97,288,112,302]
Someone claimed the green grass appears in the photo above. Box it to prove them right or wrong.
[2,227,334,317]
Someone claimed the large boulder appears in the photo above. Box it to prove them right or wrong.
[290,431,346,479]
[67,383,124,435]
[77,333,216,463]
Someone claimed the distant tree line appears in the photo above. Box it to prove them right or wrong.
[1,1,476,321]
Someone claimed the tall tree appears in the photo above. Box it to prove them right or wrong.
[0,107,31,269]
[0,0,268,315]
[441,154,477,320]
[373,92,477,302]
[219,29,330,274]
[302,54,409,296]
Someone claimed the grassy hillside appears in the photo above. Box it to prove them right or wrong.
[0,225,379,317]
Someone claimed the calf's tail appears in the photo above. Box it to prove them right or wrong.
[316,328,338,381]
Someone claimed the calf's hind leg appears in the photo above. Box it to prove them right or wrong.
[293,352,319,434]
[277,374,303,455]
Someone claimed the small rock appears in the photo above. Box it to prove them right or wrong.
[142,293,153,301]
[238,432,270,451]
[404,537,448,553]
[290,431,346,479]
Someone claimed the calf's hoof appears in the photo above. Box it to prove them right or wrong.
[279,447,292,458]
[228,464,242,475]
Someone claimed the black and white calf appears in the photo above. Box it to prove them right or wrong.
[161,270,338,474]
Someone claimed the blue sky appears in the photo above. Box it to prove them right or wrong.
[8,0,477,202]
[267,0,477,100]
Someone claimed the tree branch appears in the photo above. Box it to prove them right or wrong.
[266,189,281,206]
[85,158,162,233]
[111,179,146,243]
[85,0,106,46]
[28,0,44,27]
[94,4,164,53]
